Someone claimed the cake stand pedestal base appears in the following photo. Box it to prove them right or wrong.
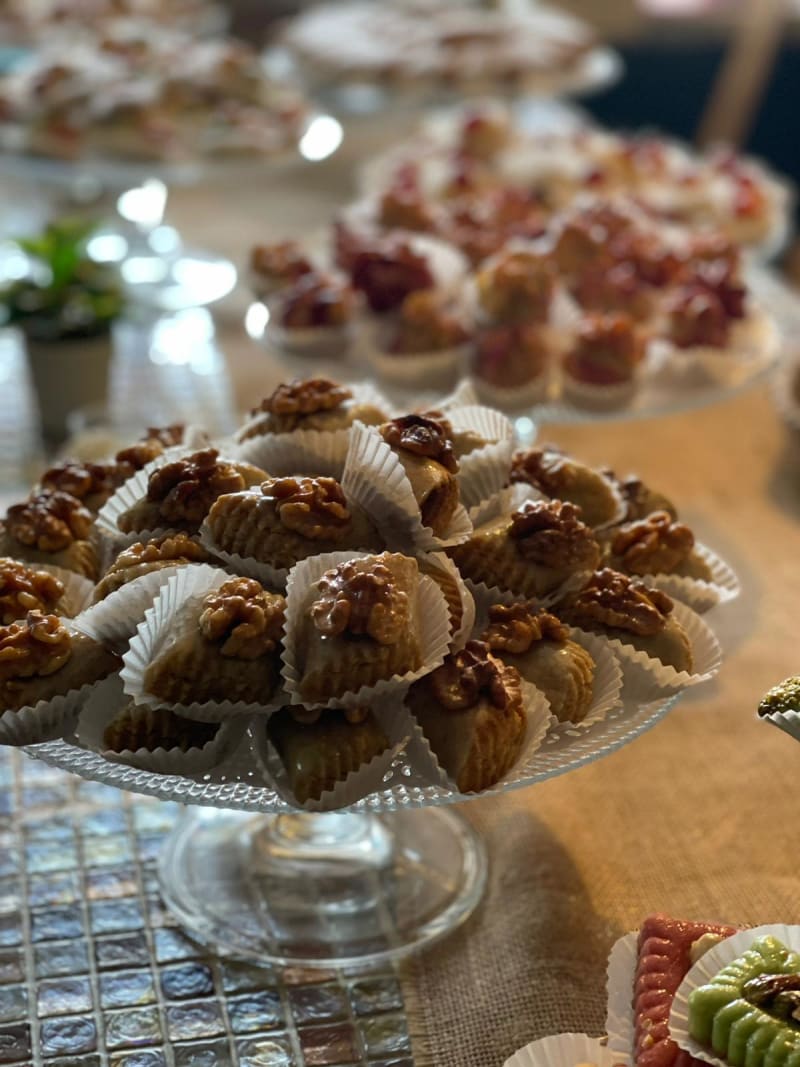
[159,805,487,969]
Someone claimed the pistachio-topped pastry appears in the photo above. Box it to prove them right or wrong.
[449,499,600,599]
[237,378,387,442]
[556,568,693,672]
[267,704,390,804]
[0,491,99,579]
[0,559,67,624]
[40,460,129,514]
[296,552,423,704]
[482,603,595,723]
[407,640,526,792]
[204,475,382,572]
[380,415,460,537]
[606,511,713,581]
[758,677,800,718]
[601,469,677,523]
[511,447,620,528]
[0,611,119,712]
[93,533,216,602]
[116,449,266,535]
[143,576,286,706]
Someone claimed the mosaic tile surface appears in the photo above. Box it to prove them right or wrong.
[0,749,413,1066]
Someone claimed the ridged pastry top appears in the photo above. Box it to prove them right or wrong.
[610,511,694,574]
[381,415,458,472]
[483,603,568,654]
[199,577,285,660]
[106,533,212,576]
[145,449,248,525]
[559,568,673,636]
[310,554,413,645]
[427,639,519,712]
[509,499,598,568]
[6,491,93,551]
[0,610,72,681]
[0,560,65,625]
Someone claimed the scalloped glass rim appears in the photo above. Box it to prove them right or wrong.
[26,691,681,814]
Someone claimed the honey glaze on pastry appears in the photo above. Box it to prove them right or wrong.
[449,498,599,598]
[116,449,266,535]
[297,553,422,704]
[93,533,217,602]
[103,702,219,754]
[205,476,382,570]
[482,603,595,723]
[0,611,120,712]
[407,640,525,792]
[40,460,129,514]
[510,446,620,528]
[237,377,386,441]
[143,576,286,706]
[0,491,99,579]
[267,704,389,804]
[0,559,66,624]
[606,511,713,581]
[380,415,460,536]
[555,568,693,672]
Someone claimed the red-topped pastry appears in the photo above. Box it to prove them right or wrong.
[474,323,552,396]
[633,914,737,1067]
[343,233,435,313]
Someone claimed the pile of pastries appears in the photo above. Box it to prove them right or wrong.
[0,377,730,809]
[0,0,225,42]
[508,915,800,1067]
[251,193,778,410]
[281,0,601,99]
[0,23,309,162]
[361,103,789,251]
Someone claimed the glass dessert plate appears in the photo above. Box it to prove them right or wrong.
[25,686,681,970]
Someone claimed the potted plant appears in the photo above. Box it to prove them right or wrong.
[0,218,124,444]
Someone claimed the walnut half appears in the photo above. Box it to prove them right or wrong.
[611,511,694,574]
[199,578,285,660]
[558,568,673,637]
[483,603,568,655]
[269,477,351,541]
[0,560,65,625]
[146,449,247,525]
[428,640,515,711]
[255,378,352,417]
[311,558,409,645]
[0,611,72,682]
[6,491,93,552]
[509,499,598,569]
[381,415,458,473]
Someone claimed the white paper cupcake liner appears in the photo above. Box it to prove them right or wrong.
[342,421,473,551]
[448,404,514,510]
[569,598,722,699]
[544,629,624,732]
[253,693,413,813]
[75,567,185,652]
[264,319,357,358]
[197,516,290,591]
[34,564,94,619]
[560,374,637,412]
[758,704,800,743]
[435,378,480,410]
[404,677,552,796]
[661,310,779,387]
[471,372,551,411]
[364,341,468,393]
[605,930,640,1065]
[417,551,476,652]
[97,449,255,543]
[121,564,286,721]
[281,550,451,709]
[0,683,95,747]
[645,543,740,613]
[76,674,247,775]
[669,924,800,1067]
[505,1033,622,1067]
[467,483,541,531]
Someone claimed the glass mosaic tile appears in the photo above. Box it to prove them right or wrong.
[0,750,410,1065]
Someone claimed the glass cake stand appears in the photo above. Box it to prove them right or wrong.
[25,686,682,969]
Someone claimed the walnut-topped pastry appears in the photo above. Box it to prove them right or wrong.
[237,378,387,441]
[407,640,526,792]
[142,576,286,706]
[0,610,120,714]
[476,249,555,325]
[379,415,460,537]
[115,424,187,473]
[204,475,382,573]
[563,312,644,387]
[449,499,599,599]
[0,491,99,580]
[600,469,677,523]
[388,290,469,355]
[510,447,620,528]
[116,449,266,536]
[0,559,67,624]
[40,461,128,514]
[267,704,390,804]
[250,240,313,297]
[482,603,595,723]
[555,568,693,672]
[295,552,423,704]
[94,534,216,602]
[607,511,712,581]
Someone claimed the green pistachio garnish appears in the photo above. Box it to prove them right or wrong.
[758,677,800,718]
